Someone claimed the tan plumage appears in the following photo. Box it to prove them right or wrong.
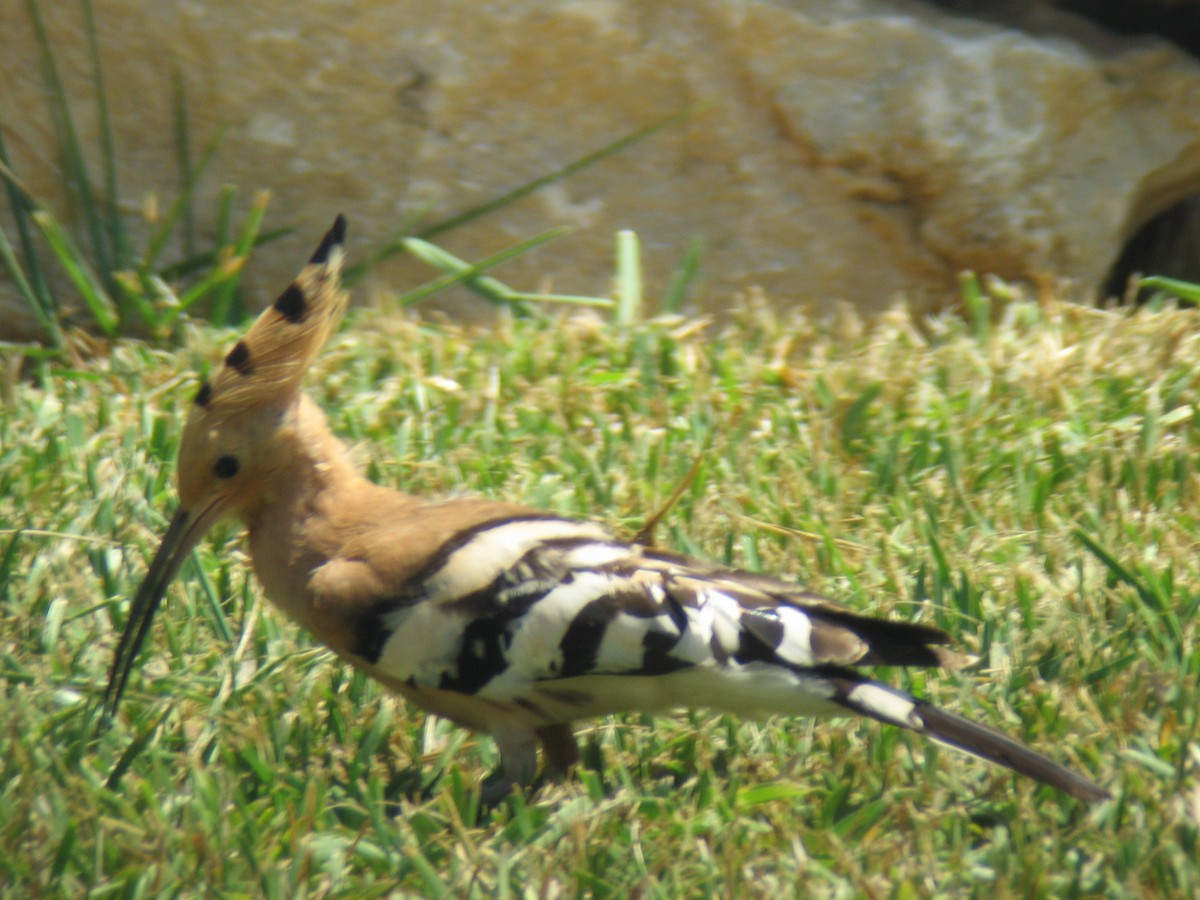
[103,216,1109,805]
[197,220,349,414]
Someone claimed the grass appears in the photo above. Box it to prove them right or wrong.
[1,284,1197,896]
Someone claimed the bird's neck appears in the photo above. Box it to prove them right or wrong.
[240,393,420,630]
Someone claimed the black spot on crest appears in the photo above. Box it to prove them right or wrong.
[272,283,308,323]
[194,380,213,407]
[309,214,347,265]
[224,340,253,376]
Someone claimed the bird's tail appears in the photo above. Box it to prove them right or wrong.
[826,672,1110,803]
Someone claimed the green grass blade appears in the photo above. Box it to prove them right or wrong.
[81,0,128,268]
[158,225,291,282]
[139,128,225,276]
[342,205,435,286]
[1139,275,1200,303]
[614,230,642,326]
[189,554,234,645]
[207,190,269,326]
[421,101,714,241]
[0,217,60,345]
[214,183,236,251]
[111,271,163,331]
[170,255,246,320]
[734,780,808,806]
[30,209,118,334]
[663,235,702,314]
[1073,527,1155,608]
[399,231,568,313]
[48,819,77,883]
[26,0,113,284]
[841,383,884,454]
[959,270,990,342]
[103,706,172,789]
[0,129,61,346]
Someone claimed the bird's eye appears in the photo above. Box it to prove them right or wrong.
[213,455,240,479]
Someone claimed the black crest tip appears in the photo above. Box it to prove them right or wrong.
[224,340,253,376]
[309,214,347,265]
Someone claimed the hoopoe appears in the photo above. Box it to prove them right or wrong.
[103,216,1109,805]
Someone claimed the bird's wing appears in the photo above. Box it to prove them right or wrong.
[329,511,957,704]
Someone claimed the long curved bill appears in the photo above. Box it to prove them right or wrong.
[101,502,224,721]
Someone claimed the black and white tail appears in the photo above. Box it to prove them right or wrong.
[825,672,1109,802]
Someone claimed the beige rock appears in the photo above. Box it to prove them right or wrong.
[2,0,1199,340]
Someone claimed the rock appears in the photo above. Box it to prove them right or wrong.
[2,0,1200,340]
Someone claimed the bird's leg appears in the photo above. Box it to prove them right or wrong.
[536,722,580,779]
[480,728,539,805]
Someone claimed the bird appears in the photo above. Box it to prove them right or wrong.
[102,215,1109,805]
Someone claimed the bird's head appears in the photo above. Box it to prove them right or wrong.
[102,215,350,720]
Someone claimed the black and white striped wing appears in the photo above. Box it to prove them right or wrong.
[352,516,950,717]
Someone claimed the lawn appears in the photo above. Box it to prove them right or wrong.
[0,292,1195,897]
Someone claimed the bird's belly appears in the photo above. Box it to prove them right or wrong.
[510,664,848,723]
[356,656,845,738]
[360,663,546,734]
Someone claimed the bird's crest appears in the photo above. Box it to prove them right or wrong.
[191,214,348,416]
